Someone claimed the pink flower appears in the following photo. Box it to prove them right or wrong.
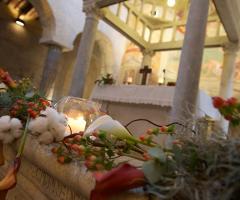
[90,163,146,200]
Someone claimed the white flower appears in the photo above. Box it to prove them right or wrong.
[85,115,132,140]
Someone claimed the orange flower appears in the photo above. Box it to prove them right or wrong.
[0,68,17,88]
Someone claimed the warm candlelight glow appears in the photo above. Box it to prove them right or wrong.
[68,116,86,133]
[167,0,176,7]
[158,77,164,85]
[127,77,133,84]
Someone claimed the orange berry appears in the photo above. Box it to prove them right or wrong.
[139,134,147,141]
[143,152,151,160]
[160,126,167,132]
[88,155,97,162]
[74,135,82,141]
[51,147,58,154]
[95,163,104,170]
[85,160,94,168]
[57,156,65,164]
[146,129,153,135]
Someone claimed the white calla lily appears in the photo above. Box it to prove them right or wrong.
[85,115,133,140]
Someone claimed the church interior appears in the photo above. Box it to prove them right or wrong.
[0,0,240,199]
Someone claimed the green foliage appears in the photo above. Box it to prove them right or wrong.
[95,74,115,86]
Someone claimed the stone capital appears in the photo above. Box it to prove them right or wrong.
[83,0,102,20]
[223,42,239,55]
[141,49,155,58]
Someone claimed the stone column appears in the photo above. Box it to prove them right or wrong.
[171,0,209,122]
[52,64,68,102]
[141,49,155,68]
[39,44,62,97]
[219,42,239,132]
[219,43,239,98]
[69,1,99,97]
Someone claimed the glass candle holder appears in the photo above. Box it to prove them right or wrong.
[55,97,101,134]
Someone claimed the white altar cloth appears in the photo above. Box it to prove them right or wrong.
[91,85,175,107]
[90,85,220,119]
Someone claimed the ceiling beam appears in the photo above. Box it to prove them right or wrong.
[96,0,127,8]
[213,0,240,43]
[149,36,228,51]
[101,8,148,49]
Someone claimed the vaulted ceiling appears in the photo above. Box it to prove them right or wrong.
[99,0,228,51]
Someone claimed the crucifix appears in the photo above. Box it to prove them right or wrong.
[139,65,152,85]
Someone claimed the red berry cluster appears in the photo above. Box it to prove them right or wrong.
[139,126,175,144]
[10,98,50,119]
[52,132,109,170]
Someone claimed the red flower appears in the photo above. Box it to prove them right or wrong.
[224,115,233,121]
[212,97,225,108]
[226,97,238,106]
[90,163,146,200]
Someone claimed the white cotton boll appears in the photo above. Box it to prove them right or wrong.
[38,131,54,144]
[50,123,66,142]
[58,113,67,126]
[45,107,59,124]
[11,129,22,138]
[0,116,11,131]
[29,117,48,134]
[40,109,47,116]
[3,134,14,144]
[10,118,22,130]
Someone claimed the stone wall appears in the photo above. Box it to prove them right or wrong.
[0,3,110,99]
[0,3,47,86]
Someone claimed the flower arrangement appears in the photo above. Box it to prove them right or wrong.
[1,69,240,200]
[0,68,67,199]
[52,117,240,199]
[94,74,115,86]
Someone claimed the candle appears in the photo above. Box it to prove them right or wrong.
[127,77,133,84]
[158,77,164,85]
[68,116,86,133]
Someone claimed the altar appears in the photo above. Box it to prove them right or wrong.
[91,85,220,135]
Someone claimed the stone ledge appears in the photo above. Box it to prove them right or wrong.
[1,136,148,200]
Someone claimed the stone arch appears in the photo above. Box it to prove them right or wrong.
[83,31,114,98]
[52,30,114,99]
[95,31,114,75]
[30,0,83,50]
[30,0,56,46]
